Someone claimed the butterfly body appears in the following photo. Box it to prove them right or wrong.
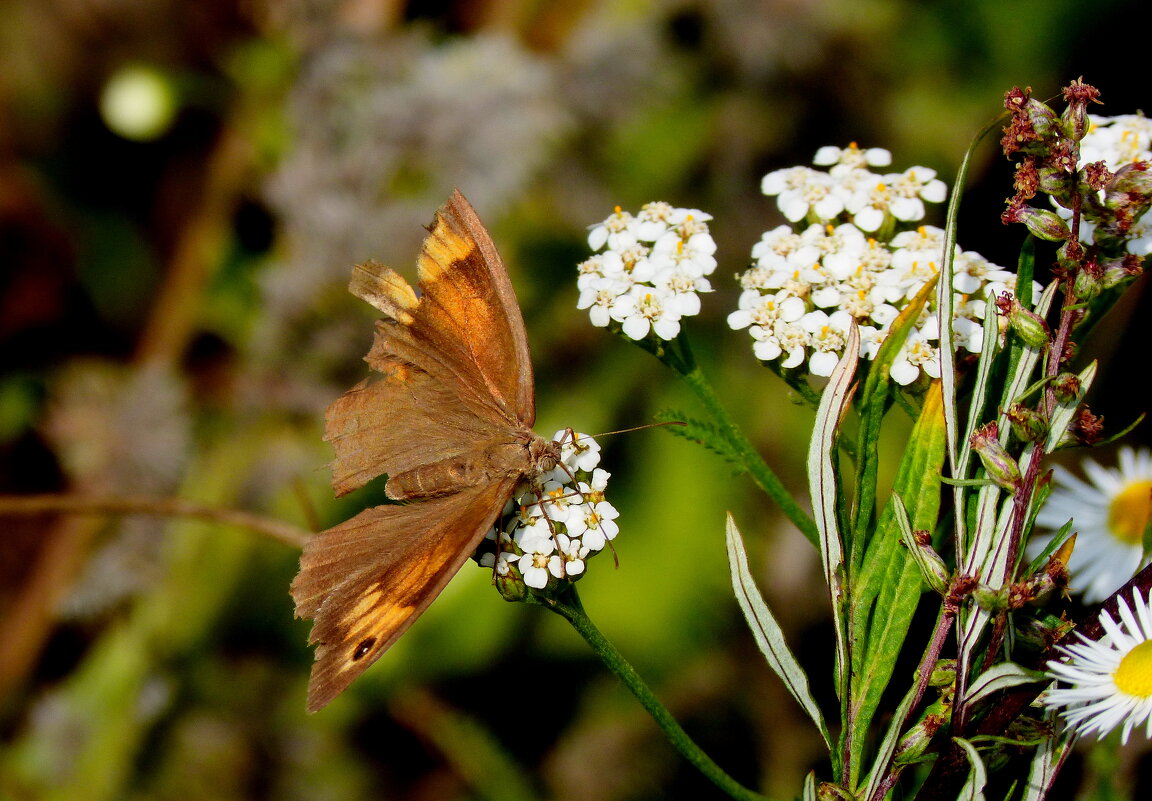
[292,190,557,712]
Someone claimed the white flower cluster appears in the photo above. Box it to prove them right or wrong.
[577,202,717,340]
[730,145,1026,385]
[479,432,620,590]
[1061,113,1152,255]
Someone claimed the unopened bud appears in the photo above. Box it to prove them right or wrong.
[1018,205,1072,242]
[999,298,1051,348]
[970,422,1022,492]
[1060,78,1101,142]
[927,659,958,688]
[901,528,951,595]
[1102,255,1144,289]
[1050,373,1081,404]
[893,709,950,766]
[495,565,528,602]
[1005,402,1047,443]
[1072,262,1103,302]
[973,583,1010,612]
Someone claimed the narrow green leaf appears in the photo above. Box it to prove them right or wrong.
[849,381,946,776]
[964,662,1048,708]
[859,679,922,801]
[809,324,859,785]
[803,771,819,801]
[851,276,937,572]
[810,326,858,697]
[1042,360,1097,453]
[1022,710,1075,801]
[725,513,832,749]
[955,737,988,801]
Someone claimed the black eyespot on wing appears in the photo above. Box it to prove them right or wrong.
[353,637,376,661]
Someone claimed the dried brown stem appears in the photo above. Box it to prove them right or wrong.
[0,494,311,548]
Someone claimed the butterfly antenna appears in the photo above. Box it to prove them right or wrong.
[585,420,686,440]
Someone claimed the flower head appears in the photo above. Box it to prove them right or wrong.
[731,147,1034,384]
[579,203,716,341]
[1045,588,1152,744]
[1031,447,1152,602]
[477,433,619,595]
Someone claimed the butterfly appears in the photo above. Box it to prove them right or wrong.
[291,189,562,712]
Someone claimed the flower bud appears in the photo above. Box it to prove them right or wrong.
[1017,205,1072,242]
[901,527,951,595]
[1102,255,1144,289]
[1072,262,1103,302]
[1050,373,1081,404]
[973,583,1010,612]
[1005,402,1047,443]
[969,422,1021,493]
[495,564,528,602]
[1060,78,1100,142]
[999,298,1051,349]
[927,659,958,688]
[893,707,950,766]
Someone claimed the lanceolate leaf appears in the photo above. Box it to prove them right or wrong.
[1022,710,1076,801]
[725,514,832,749]
[956,737,988,801]
[964,661,1047,707]
[809,324,858,783]
[810,325,858,699]
[849,381,946,777]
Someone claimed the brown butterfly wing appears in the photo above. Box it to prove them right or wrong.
[291,478,518,712]
[325,190,536,498]
[295,190,542,711]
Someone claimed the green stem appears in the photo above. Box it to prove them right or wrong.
[668,333,820,547]
[539,586,771,801]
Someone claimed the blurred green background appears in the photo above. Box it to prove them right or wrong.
[1,1,1149,799]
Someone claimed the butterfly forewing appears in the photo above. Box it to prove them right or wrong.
[414,190,535,424]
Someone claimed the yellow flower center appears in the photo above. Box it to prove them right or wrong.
[1108,480,1152,545]
[1115,640,1152,697]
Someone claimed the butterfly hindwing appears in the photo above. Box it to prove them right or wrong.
[292,478,518,712]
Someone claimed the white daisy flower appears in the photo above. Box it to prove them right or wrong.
[883,166,948,222]
[570,499,620,551]
[1032,448,1152,602]
[729,146,1018,381]
[1045,587,1152,744]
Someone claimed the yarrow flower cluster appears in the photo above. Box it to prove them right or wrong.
[1056,113,1152,256]
[477,432,619,591]
[1031,447,1152,603]
[577,202,717,340]
[729,144,1030,384]
[1045,587,1152,744]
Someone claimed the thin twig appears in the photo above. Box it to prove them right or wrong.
[0,494,311,548]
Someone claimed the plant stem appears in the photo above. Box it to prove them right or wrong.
[670,335,820,547]
[0,493,311,548]
[540,586,771,801]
